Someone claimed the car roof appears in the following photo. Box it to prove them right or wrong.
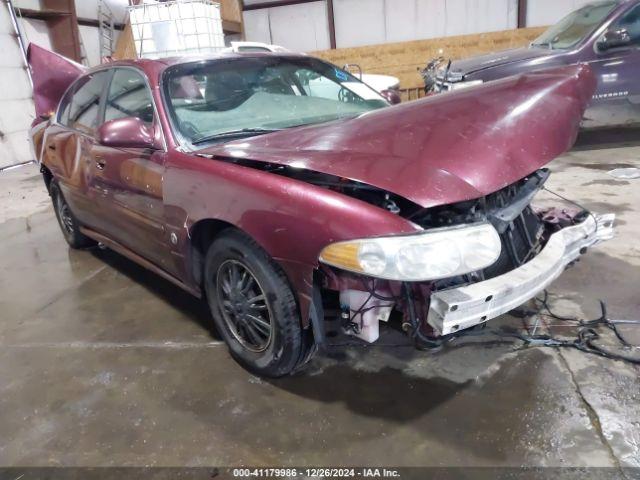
[102,51,308,69]
[162,51,308,65]
[87,51,312,82]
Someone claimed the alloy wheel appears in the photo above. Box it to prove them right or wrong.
[216,259,273,352]
[57,196,74,235]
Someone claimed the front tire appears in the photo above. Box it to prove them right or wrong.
[204,230,314,377]
[50,183,95,249]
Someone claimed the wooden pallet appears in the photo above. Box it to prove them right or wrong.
[314,27,547,90]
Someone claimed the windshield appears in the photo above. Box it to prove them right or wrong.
[532,1,618,50]
[163,56,388,145]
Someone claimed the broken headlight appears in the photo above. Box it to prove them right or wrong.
[319,223,501,281]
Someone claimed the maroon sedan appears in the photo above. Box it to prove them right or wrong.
[28,45,614,376]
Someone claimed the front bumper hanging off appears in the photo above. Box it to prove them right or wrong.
[427,213,616,336]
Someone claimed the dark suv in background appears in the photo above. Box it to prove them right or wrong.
[426,0,640,129]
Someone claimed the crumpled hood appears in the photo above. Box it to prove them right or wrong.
[199,64,595,208]
[449,46,554,78]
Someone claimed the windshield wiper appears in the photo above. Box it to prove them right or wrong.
[192,127,282,145]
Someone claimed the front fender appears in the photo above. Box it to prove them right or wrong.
[164,151,419,323]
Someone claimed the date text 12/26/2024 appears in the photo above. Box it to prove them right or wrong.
[233,468,401,478]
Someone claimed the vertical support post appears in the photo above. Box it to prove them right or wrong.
[327,0,336,49]
[5,0,33,89]
[42,0,83,62]
[517,0,527,28]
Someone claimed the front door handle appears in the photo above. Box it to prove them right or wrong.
[95,159,106,170]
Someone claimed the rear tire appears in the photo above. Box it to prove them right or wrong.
[204,229,316,377]
[50,183,95,249]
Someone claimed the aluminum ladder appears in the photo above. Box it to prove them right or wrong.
[98,0,116,62]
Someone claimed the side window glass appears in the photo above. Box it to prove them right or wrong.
[65,72,110,135]
[616,5,640,45]
[105,69,155,126]
[57,89,73,125]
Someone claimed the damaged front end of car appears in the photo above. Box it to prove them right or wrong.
[195,63,612,349]
[421,56,481,94]
[420,56,446,93]
[316,169,615,346]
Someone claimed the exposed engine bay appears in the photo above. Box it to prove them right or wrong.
[314,168,614,346]
[420,55,447,93]
[202,152,615,346]
[198,157,614,349]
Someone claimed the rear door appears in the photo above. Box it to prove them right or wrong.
[42,71,111,231]
[89,67,171,272]
[587,3,640,127]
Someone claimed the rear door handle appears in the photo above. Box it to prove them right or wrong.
[48,145,56,151]
[95,159,106,170]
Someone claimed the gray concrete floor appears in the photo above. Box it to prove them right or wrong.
[0,139,639,469]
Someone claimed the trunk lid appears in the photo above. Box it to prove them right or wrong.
[27,44,86,120]
[199,64,596,208]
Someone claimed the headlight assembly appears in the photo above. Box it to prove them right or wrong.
[319,223,501,282]
[450,79,484,90]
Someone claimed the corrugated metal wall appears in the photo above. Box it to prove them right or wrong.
[14,0,127,66]
[0,0,127,168]
[332,0,518,48]
[243,0,603,51]
[0,3,35,169]
[243,1,331,51]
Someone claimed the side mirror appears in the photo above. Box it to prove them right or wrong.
[597,28,631,51]
[98,117,157,149]
[381,89,402,105]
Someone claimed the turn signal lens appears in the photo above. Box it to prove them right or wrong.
[318,242,361,272]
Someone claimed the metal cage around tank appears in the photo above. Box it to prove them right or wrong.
[128,0,225,59]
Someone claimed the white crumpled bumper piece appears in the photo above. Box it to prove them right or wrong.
[427,213,616,336]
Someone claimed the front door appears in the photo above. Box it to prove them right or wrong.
[586,3,640,128]
[89,68,172,273]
